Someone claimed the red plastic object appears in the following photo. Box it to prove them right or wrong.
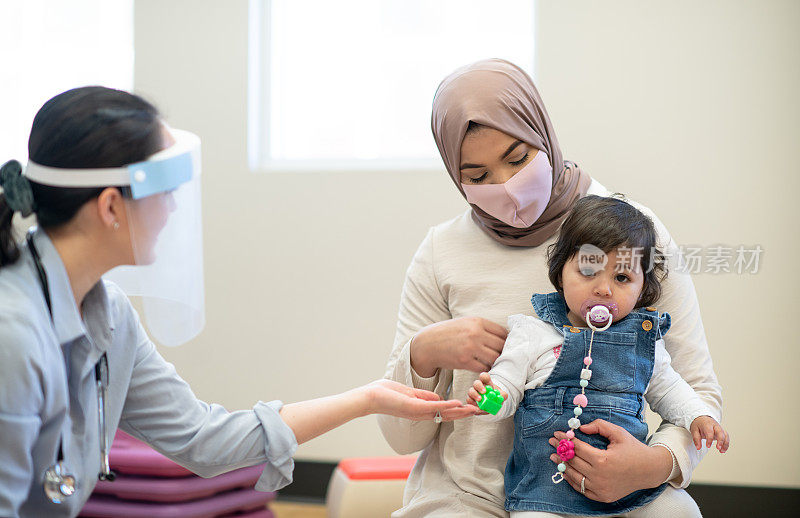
[557,439,575,461]
[79,488,273,518]
[337,456,418,481]
[92,465,267,503]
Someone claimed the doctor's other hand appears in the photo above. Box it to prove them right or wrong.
[409,317,508,377]
[466,372,508,414]
[362,379,477,421]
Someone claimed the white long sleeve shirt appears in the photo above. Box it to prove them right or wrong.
[379,181,722,517]
[487,314,712,431]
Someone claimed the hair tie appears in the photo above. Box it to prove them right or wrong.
[0,160,35,217]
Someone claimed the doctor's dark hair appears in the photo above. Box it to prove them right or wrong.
[546,194,667,308]
[0,86,163,266]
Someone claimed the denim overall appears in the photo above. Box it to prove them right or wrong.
[504,292,670,516]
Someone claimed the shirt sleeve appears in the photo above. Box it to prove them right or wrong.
[377,227,454,455]
[484,315,542,421]
[118,310,298,491]
[634,204,724,488]
[645,339,714,430]
[0,314,45,517]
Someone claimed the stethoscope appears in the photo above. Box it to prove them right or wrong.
[26,230,116,504]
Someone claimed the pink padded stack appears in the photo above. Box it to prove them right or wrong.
[79,431,276,517]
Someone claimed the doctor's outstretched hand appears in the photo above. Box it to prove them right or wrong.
[363,379,474,419]
[279,379,476,444]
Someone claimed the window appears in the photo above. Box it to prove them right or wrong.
[0,0,134,164]
[249,0,536,171]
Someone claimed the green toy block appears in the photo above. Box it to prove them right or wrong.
[477,386,504,415]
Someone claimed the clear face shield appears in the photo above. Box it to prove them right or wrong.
[24,128,204,346]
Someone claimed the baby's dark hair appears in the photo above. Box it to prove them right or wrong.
[546,194,667,308]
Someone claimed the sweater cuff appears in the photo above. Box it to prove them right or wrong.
[253,400,298,491]
[411,366,440,392]
[648,422,700,488]
[651,442,680,484]
[407,336,440,391]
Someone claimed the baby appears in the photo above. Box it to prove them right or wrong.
[467,195,728,517]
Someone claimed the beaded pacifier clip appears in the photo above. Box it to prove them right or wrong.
[551,305,613,484]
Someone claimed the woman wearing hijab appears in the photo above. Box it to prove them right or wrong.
[379,59,721,516]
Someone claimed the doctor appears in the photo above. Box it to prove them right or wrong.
[0,86,472,517]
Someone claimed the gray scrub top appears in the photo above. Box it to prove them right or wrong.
[0,229,298,517]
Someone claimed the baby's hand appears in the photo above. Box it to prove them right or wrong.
[467,372,508,413]
[690,415,730,453]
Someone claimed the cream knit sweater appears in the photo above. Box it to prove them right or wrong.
[379,182,723,517]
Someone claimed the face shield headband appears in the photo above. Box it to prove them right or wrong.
[23,128,205,347]
[24,129,200,199]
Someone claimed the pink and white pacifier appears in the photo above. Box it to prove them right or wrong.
[586,305,612,331]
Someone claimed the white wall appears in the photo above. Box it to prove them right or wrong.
[135,0,799,488]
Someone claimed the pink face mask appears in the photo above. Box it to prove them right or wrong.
[461,150,553,228]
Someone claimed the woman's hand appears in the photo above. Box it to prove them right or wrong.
[548,419,673,503]
[364,379,477,421]
[410,317,508,377]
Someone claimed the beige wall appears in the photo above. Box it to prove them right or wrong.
[135,0,799,488]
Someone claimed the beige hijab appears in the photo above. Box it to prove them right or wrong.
[432,58,591,247]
